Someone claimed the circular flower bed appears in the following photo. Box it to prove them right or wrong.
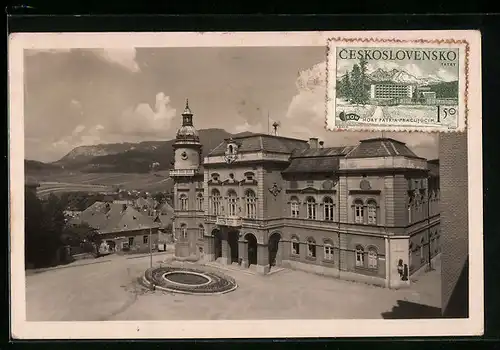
[143,265,237,295]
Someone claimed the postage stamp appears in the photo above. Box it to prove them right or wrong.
[326,38,470,132]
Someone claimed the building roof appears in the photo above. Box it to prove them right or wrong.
[283,146,352,174]
[135,197,156,209]
[283,157,341,174]
[154,214,173,228]
[346,138,421,159]
[208,134,309,156]
[156,201,174,215]
[74,201,159,234]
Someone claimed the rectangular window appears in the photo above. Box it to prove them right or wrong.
[324,246,334,260]
[307,204,316,220]
[291,202,299,218]
[367,205,377,225]
[368,253,377,269]
[143,235,148,244]
[128,237,134,246]
[355,206,364,223]
[355,250,364,267]
[291,241,300,255]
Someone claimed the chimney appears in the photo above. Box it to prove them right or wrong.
[319,140,324,148]
[309,137,319,149]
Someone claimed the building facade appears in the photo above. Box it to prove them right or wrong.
[370,83,414,100]
[170,101,440,288]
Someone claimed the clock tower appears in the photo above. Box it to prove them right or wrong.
[170,99,205,259]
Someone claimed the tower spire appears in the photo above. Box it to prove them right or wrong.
[181,98,193,126]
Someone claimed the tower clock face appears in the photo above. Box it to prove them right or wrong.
[181,151,188,160]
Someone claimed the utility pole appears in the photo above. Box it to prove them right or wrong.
[267,111,270,135]
[149,227,153,268]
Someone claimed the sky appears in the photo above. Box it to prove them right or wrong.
[24,46,438,162]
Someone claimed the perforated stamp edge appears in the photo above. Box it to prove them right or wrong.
[324,37,470,133]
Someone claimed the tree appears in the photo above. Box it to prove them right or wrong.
[350,64,363,104]
[25,191,66,268]
[358,57,369,104]
[153,192,167,204]
[339,72,352,100]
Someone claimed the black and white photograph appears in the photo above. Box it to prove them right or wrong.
[8,31,483,339]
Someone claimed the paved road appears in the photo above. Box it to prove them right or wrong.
[25,254,441,321]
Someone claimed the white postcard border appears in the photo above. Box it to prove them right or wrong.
[8,31,483,339]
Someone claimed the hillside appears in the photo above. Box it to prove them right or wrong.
[50,128,252,173]
[25,160,64,174]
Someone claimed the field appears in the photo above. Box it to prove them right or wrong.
[31,171,173,197]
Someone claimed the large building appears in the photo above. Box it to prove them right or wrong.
[170,101,440,288]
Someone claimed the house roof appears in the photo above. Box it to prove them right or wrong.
[135,197,156,208]
[208,134,309,156]
[154,214,173,228]
[156,202,174,215]
[76,201,159,234]
[346,138,421,159]
[283,146,351,174]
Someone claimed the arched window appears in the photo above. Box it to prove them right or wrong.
[211,189,221,215]
[245,189,257,219]
[367,247,378,269]
[180,223,187,239]
[197,193,204,211]
[354,199,364,223]
[323,240,334,261]
[306,197,317,220]
[198,224,205,239]
[355,245,365,267]
[323,197,334,221]
[291,236,300,255]
[367,200,377,225]
[307,237,316,258]
[179,194,188,211]
[290,196,300,218]
[227,190,238,216]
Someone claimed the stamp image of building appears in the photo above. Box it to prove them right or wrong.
[369,83,414,100]
[170,101,440,288]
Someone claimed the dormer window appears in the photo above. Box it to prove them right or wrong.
[246,173,254,181]
[224,139,239,164]
[211,173,220,182]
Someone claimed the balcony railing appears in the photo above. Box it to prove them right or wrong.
[216,215,243,227]
[169,169,199,177]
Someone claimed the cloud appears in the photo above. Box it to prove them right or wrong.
[90,48,140,72]
[233,121,264,134]
[435,67,458,82]
[118,92,177,136]
[72,124,85,135]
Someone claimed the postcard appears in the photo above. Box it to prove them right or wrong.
[8,30,483,339]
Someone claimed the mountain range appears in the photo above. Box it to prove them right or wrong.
[26,128,255,174]
[339,67,457,86]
